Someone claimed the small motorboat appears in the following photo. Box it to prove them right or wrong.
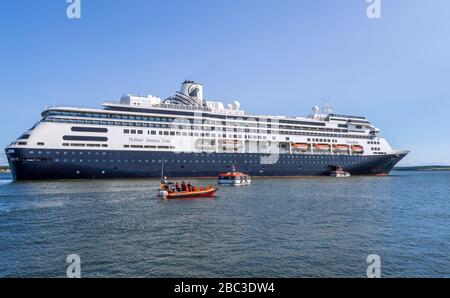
[329,166,351,178]
[218,166,251,186]
[330,170,351,178]
[158,181,218,200]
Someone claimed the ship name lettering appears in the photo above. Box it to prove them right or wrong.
[129,137,143,142]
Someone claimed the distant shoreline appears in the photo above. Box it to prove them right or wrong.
[395,166,450,172]
[0,166,11,174]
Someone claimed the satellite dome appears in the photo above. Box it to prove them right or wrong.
[232,101,241,110]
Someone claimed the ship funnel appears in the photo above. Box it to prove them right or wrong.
[180,81,204,105]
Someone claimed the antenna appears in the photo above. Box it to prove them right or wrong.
[323,103,333,115]
[160,158,165,182]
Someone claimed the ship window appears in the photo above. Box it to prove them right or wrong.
[72,127,108,133]
[138,130,143,134]
[63,136,108,142]
[124,129,130,134]
[19,134,30,140]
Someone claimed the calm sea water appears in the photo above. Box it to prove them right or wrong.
[0,171,449,277]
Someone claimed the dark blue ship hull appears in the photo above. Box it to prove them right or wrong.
[6,148,407,181]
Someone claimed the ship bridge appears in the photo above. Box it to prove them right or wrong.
[104,81,245,116]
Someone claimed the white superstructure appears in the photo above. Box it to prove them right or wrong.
[9,81,398,156]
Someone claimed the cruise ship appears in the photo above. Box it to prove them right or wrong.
[5,81,408,181]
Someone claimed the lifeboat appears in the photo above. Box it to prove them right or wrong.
[314,144,331,151]
[158,182,218,199]
[333,144,350,151]
[351,145,364,153]
[292,143,309,151]
[218,167,251,186]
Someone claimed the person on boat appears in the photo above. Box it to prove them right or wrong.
[163,182,174,192]
[175,182,181,192]
[187,181,192,192]
[181,181,187,192]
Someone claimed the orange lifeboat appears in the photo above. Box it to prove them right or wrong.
[159,183,218,199]
[314,144,331,151]
[351,145,364,153]
[292,143,309,151]
[218,172,251,185]
[333,144,350,151]
[218,166,251,185]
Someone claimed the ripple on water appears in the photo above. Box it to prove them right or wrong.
[0,172,449,277]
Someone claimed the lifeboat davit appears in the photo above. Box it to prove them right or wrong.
[314,144,331,151]
[351,145,364,153]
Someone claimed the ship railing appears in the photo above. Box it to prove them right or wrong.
[156,103,212,112]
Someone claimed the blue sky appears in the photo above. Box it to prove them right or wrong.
[1,0,449,165]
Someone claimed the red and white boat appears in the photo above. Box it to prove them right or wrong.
[329,166,351,178]
[218,167,251,186]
